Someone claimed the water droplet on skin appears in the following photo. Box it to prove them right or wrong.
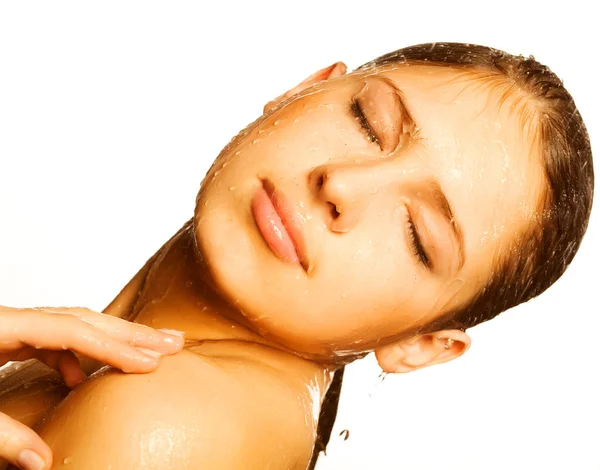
[274,120,281,126]
[229,186,236,191]
[252,139,260,144]
[185,280,193,288]
[63,457,73,464]
[235,151,241,156]
[293,118,300,124]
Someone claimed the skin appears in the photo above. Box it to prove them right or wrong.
[0,61,545,469]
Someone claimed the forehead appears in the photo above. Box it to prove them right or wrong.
[363,64,545,275]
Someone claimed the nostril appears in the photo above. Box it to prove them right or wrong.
[329,202,340,219]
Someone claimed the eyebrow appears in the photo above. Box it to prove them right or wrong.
[428,179,466,271]
[378,77,420,132]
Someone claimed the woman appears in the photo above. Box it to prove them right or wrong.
[0,43,593,469]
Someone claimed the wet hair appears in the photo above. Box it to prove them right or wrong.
[310,42,594,467]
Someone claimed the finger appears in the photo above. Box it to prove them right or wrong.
[0,412,52,470]
[34,307,185,353]
[13,314,161,373]
[37,351,86,388]
[2,349,85,388]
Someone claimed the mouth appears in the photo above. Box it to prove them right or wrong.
[251,179,309,271]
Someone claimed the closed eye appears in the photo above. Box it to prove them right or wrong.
[405,208,432,269]
[350,99,381,148]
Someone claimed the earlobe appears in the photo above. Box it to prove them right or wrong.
[375,330,471,374]
[263,61,347,113]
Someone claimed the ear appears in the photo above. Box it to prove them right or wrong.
[375,330,471,374]
[263,61,347,113]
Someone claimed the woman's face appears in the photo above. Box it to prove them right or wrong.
[194,64,545,357]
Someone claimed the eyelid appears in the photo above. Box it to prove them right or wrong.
[404,204,432,270]
[351,99,381,148]
[353,79,408,153]
[412,203,460,276]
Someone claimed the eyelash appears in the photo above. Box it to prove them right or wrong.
[405,210,431,269]
[350,99,380,147]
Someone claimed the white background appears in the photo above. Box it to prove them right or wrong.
[0,1,598,469]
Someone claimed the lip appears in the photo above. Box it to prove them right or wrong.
[251,179,309,271]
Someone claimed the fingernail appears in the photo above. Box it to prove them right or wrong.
[136,347,162,358]
[158,328,185,337]
[17,449,46,470]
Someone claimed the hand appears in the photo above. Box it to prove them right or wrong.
[0,305,185,470]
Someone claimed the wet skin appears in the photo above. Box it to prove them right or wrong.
[0,62,545,469]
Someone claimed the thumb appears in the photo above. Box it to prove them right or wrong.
[0,412,51,470]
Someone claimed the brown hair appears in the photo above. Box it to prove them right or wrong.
[310,42,594,467]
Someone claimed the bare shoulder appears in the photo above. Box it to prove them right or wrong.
[36,347,318,470]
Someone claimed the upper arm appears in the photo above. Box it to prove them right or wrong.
[36,350,316,469]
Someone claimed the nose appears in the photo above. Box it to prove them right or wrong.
[308,162,389,233]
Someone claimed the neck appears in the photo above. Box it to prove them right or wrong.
[123,219,335,392]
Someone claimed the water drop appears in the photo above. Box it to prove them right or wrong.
[63,457,73,465]
[229,186,236,191]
